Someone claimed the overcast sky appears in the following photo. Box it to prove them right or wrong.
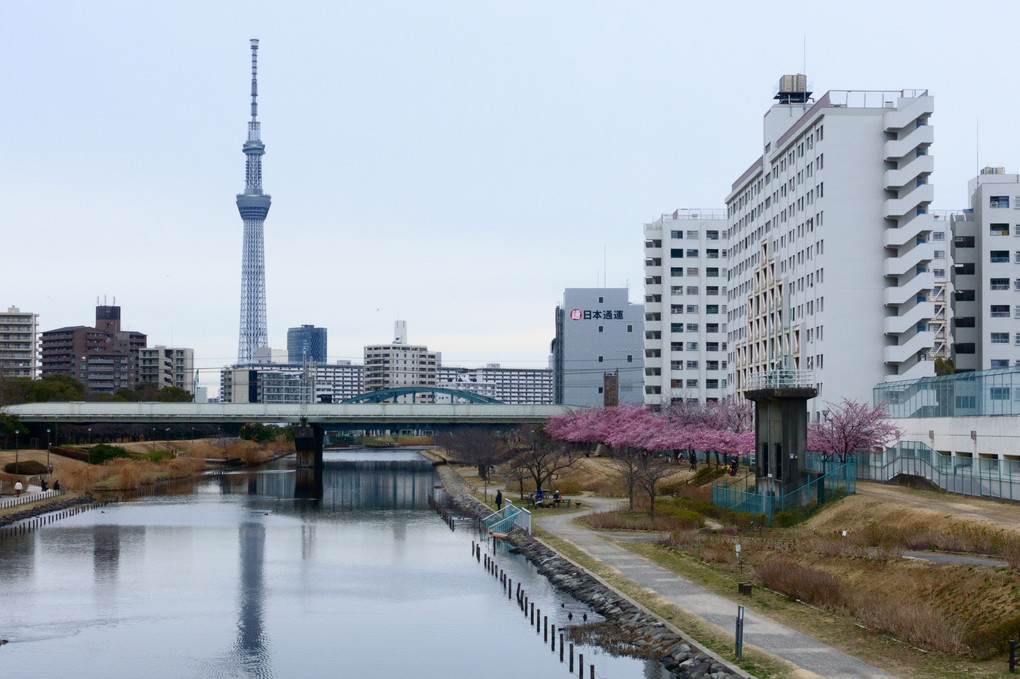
[2,1,1016,393]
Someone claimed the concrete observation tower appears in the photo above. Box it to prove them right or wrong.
[236,38,271,364]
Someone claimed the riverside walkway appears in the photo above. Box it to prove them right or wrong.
[535,498,894,679]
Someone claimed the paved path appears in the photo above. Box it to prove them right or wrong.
[536,497,894,679]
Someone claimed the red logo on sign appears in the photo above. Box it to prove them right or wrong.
[569,309,582,321]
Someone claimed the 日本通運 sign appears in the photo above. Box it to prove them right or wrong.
[570,308,624,321]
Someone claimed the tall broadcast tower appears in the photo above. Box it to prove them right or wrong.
[236,38,271,364]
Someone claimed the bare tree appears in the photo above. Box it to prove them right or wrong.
[434,428,508,500]
[506,427,583,494]
[635,451,675,519]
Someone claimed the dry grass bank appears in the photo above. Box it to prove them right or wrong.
[650,492,1020,663]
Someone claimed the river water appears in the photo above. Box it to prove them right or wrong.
[0,450,666,679]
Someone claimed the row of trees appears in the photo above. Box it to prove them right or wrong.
[434,427,583,501]
[436,397,899,518]
[547,398,900,465]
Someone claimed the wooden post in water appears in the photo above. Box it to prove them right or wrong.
[578,654,583,679]
[559,632,564,661]
[544,616,548,642]
[550,623,555,650]
[569,644,574,672]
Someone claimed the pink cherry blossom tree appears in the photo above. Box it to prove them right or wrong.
[807,398,902,462]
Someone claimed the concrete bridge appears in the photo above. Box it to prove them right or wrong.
[6,401,572,472]
[5,402,569,428]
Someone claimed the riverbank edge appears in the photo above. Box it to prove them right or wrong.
[425,456,750,679]
[0,493,97,528]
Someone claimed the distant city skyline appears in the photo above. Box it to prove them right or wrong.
[4,1,1020,397]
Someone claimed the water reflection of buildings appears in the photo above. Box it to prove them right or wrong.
[216,456,436,511]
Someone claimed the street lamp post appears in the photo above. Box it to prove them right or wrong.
[152,427,157,453]
[46,428,51,472]
[14,429,19,474]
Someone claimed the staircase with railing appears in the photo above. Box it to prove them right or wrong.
[483,499,532,535]
[857,440,1020,502]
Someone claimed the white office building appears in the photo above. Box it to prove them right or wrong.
[552,288,644,407]
[0,306,38,378]
[951,167,1020,371]
[726,76,936,410]
[643,210,730,405]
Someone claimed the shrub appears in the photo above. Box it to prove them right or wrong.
[144,450,176,462]
[3,460,47,475]
[756,559,847,611]
[86,444,133,465]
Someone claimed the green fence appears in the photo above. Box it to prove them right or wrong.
[711,458,856,523]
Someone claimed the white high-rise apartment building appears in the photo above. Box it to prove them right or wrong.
[929,211,957,361]
[643,211,729,405]
[951,167,1020,371]
[437,365,554,404]
[138,346,195,393]
[0,306,38,378]
[363,322,438,402]
[727,76,936,409]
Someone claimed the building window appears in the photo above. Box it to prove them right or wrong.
[990,196,1010,208]
[991,305,1010,318]
[598,325,604,333]
[627,324,633,332]
[991,332,1009,344]
[627,355,633,363]
[991,223,1010,236]
[991,251,1010,263]
[991,278,1009,290]
[686,379,698,388]
[598,356,604,363]
[686,360,698,369]
[990,387,1010,400]
[933,249,945,259]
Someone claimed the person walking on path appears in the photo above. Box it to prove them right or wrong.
[14,481,23,496]
[495,489,503,511]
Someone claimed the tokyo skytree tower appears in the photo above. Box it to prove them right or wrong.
[235,38,271,364]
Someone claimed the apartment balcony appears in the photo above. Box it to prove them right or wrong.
[883,212,934,248]
[883,155,934,191]
[884,271,934,306]
[882,94,934,131]
[883,302,935,335]
[883,331,935,365]
[884,242,934,277]
[883,124,934,160]
[883,184,934,219]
